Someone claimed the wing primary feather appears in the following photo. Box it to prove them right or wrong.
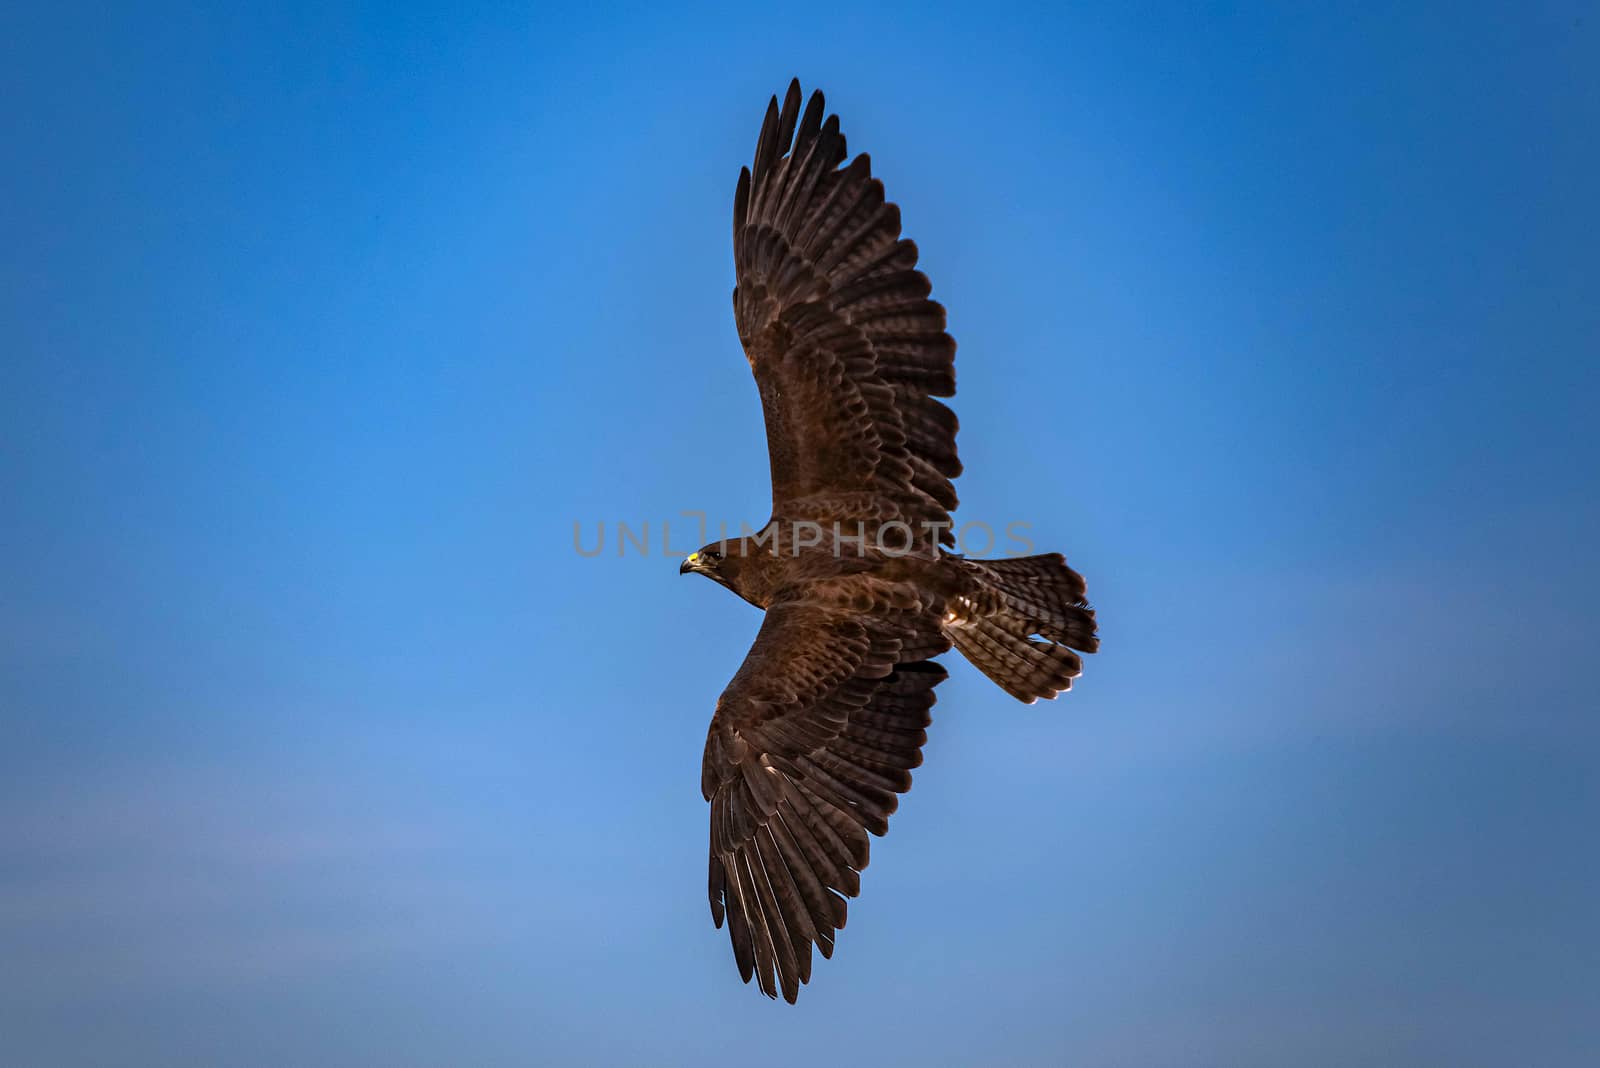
[750,95,781,203]
[796,90,825,153]
[720,854,756,983]
[708,848,726,927]
[733,166,751,248]
[735,851,781,999]
[775,79,802,160]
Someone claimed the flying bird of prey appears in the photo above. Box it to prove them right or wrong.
[680,79,1099,1003]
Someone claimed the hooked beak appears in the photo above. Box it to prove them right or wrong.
[679,552,701,575]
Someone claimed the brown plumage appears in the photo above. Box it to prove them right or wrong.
[680,80,1100,1003]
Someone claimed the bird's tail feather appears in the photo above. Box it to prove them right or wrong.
[947,553,1098,703]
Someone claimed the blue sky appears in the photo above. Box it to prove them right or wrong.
[2,2,1597,1064]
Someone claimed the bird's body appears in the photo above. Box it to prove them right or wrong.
[681,80,1099,1003]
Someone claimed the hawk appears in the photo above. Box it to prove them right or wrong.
[680,79,1099,1002]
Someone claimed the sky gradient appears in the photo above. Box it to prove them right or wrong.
[3,2,1598,1064]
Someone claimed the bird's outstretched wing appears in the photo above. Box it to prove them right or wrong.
[733,79,961,545]
[702,594,948,1001]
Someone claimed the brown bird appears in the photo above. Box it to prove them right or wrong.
[680,79,1099,1003]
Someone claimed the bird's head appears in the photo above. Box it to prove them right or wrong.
[679,543,728,583]
[679,535,778,607]
[679,538,769,603]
